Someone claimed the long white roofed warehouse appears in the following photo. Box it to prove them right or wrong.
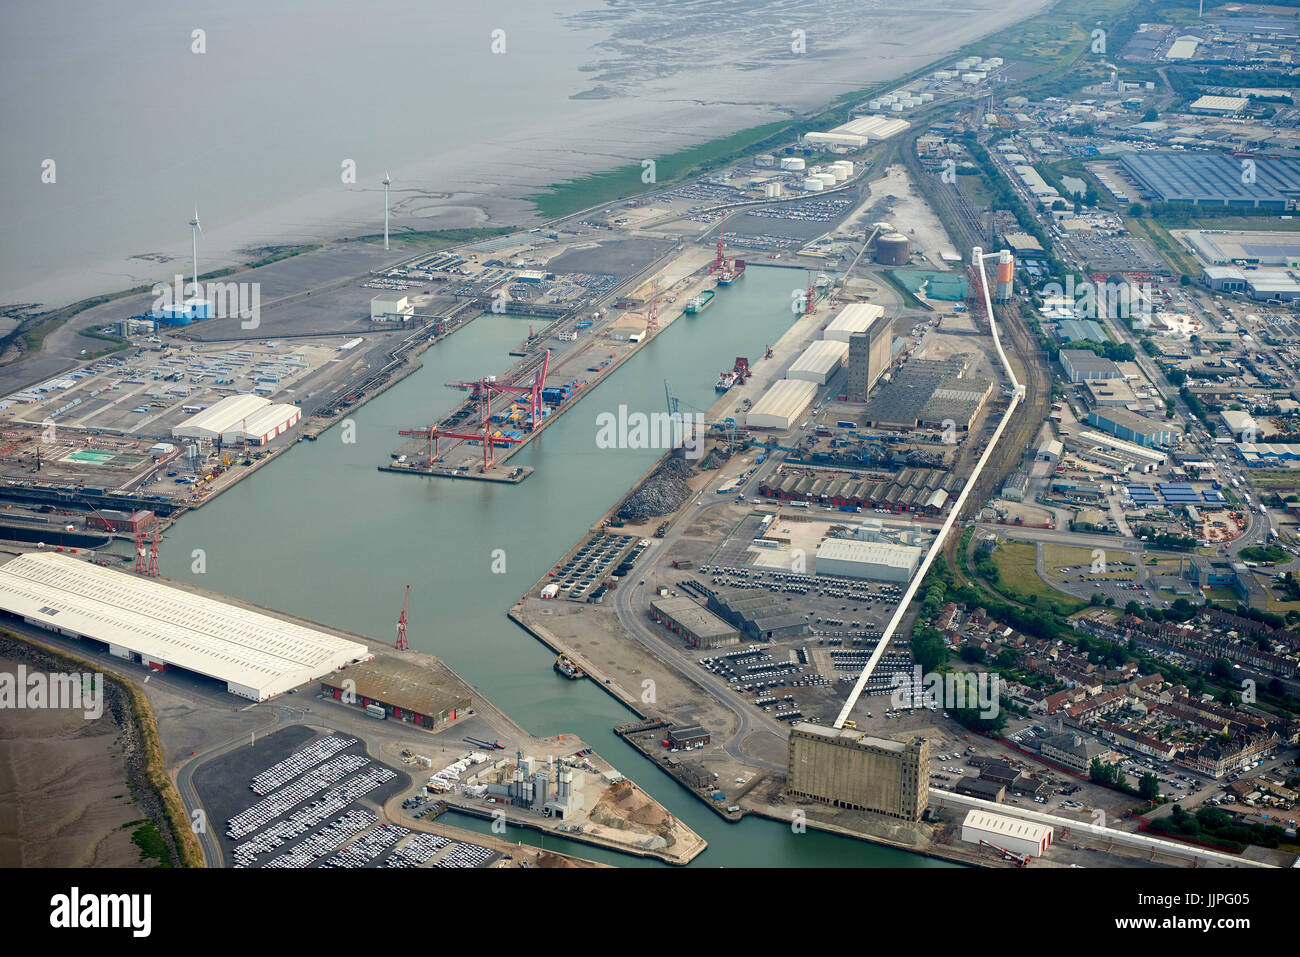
[746,378,818,430]
[172,393,271,441]
[787,340,850,384]
[823,302,885,343]
[0,552,371,700]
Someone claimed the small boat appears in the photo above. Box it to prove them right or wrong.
[715,371,739,392]
[554,654,583,679]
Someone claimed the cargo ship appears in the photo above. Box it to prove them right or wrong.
[716,259,746,285]
[716,370,739,392]
[684,290,715,314]
[554,653,583,679]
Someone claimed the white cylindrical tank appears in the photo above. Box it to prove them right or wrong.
[920,92,935,103]
[754,154,775,168]
[764,182,783,198]
[962,73,980,84]
[890,102,904,111]
[816,173,837,187]
[867,99,881,110]
[781,157,806,171]
[830,167,848,182]
[803,177,824,192]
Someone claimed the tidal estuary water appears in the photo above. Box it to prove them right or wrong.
[161,267,955,867]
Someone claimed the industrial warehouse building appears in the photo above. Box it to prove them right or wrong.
[221,403,302,445]
[1119,151,1300,210]
[747,378,818,430]
[320,656,471,729]
[863,357,972,429]
[708,593,808,640]
[960,809,1053,858]
[1059,350,1121,383]
[824,302,885,343]
[173,393,271,441]
[1086,407,1178,448]
[802,115,910,150]
[667,725,711,749]
[0,552,370,700]
[787,339,849,384]
[650,596,740,648]
[786,723,930,821]
[85,508,154,534]
[370,293,413,321]
[815,538,921,582]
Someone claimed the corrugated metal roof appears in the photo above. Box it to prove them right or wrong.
[0,552,368,699]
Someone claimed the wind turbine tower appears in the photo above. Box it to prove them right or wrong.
[189,207,201,293]
[383,172,391,250]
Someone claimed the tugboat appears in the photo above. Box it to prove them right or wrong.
[554,653,583,679]
[715,370,739,392]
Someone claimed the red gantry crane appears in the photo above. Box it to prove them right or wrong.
[445,349,551,426]
[395,584,410,651]
[398,425,521,473]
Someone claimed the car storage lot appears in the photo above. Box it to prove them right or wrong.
[193,725,407,868]
[193,724,507,868]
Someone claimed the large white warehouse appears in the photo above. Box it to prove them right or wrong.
[172,394,271,442]
[824,302,885,342]
[787,340,849,384]
[746,378,818,430]
[221,403,302,445]
[0,552,370,700]
[960,809,1053,858]
[815,538,921,582]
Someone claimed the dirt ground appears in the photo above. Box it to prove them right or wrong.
[835,164,958,267]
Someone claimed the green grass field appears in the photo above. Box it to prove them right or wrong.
[528,121,790,218]
[990,541,1088,614]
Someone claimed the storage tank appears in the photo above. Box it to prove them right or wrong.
[754,154,776,168]
[920,92,935,103]
[874,232,911,265]
[780,157,806,171]
[832,161,854,176]
[829,166,848,182]
[764,182,783,198]
[867,99,882,110]
[815,173,838,187]
[903,97,919,108]
[889,102,905,112]
[962,73,980,84]
[803,177,824,192]
[972,71,987,80]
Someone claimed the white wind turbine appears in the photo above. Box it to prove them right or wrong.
[188,207,202,294]
[383,172,391,250]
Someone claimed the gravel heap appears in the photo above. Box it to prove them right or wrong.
[618,457,694,522]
